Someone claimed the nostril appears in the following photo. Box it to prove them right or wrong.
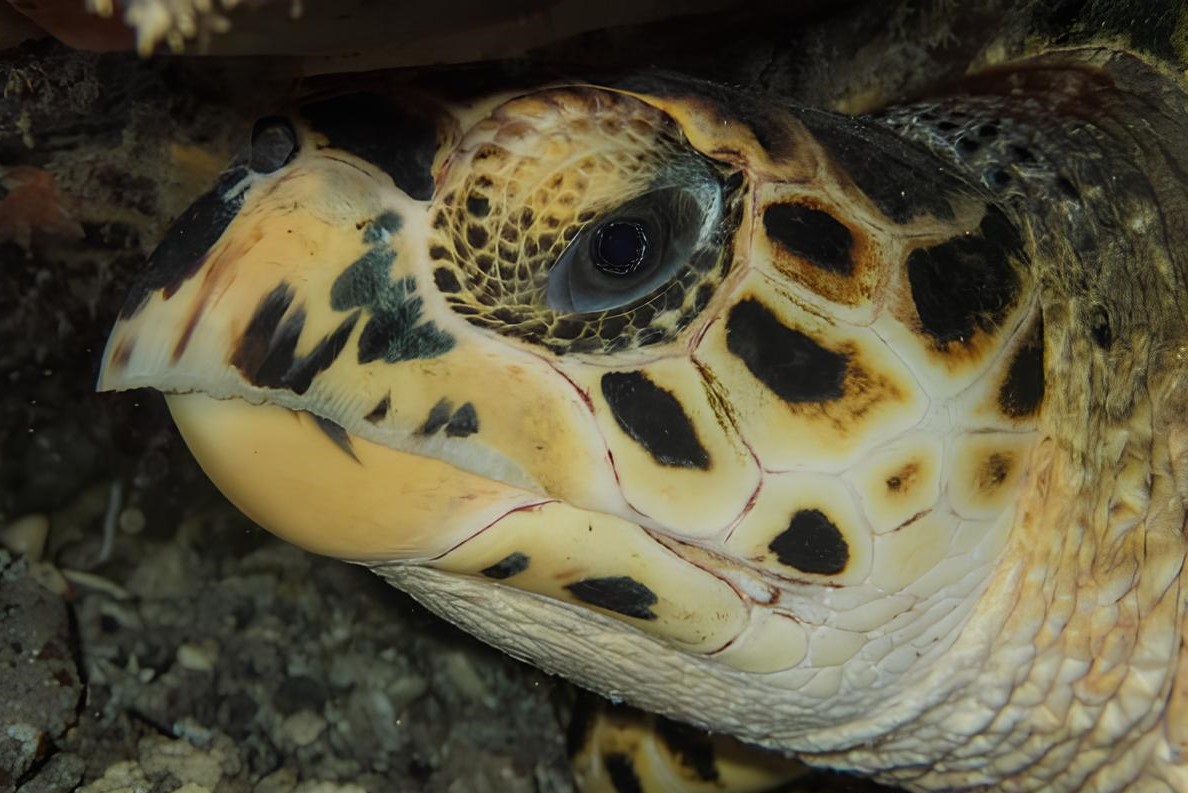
[249,116,299,174]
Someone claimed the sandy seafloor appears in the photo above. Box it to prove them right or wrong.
[0,15,955,791]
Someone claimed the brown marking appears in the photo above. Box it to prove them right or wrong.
[766,212,877,307]
[886,461,920,494]
[814,344,906,433]
[110,337,134,371]
[977,452,1013,491]
[171,294,209,363]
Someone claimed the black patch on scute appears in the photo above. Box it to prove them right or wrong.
[230,283,361,395]
[465,224,489,249]
[795,107,963,224]
[311,414,358,462]
[361,211,402,244]
[480,552,529,580]
[655,717,719,782]
[980,453,1011,489]
[600,372,709,469]
[603,753,644,793]
[119,167,248,319]
[768,509,849,575]
[999,318,1045,418]
[763,202,854,275]
[725,299,848,403]
[906,206,1023,347]
[233,283,297,375]
[300,93,437,200]
[445,402,479,437]
[419,399,452,435]
[356,283,455,362]
[418,399,479,438]
[564,576,658,620]
[282,311,360,394]
[331,233,456,364]
[364,394,390,423]
[331,246,394,310]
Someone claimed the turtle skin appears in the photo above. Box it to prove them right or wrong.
[96,45,1188,793]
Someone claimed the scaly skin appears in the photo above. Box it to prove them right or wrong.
[860,50,1188,791]
[97,49,1188,792]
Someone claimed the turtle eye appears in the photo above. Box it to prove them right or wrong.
[592,221,650,276]
[547,186,713,314]
[249,117,298,174]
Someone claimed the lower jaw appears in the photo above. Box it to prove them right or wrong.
[165,391,544,561]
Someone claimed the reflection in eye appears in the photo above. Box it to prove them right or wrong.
[546,183,723,314]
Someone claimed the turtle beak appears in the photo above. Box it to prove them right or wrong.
[97,107,548,561]
[97,109,426,398]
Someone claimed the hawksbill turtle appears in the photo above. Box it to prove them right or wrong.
[92,4,1188,791]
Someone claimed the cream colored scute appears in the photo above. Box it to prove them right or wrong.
[694,273,929,474]
[564,356,759,538]
[432,501,749,651]
[846,433,943,535]
[724,471,873,586]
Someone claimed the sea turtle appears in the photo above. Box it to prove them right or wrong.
[91,11,1188,793]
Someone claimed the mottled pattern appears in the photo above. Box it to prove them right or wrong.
[427,88,740,354]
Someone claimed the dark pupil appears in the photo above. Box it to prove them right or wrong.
[593,221,648,276]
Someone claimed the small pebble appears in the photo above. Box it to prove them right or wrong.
[118,507,146,534]
[281,710,326,748]
[138,735,223,789]
[442,651,495,708]
[387,675,428,714]
[177,641,219,673]
[0,514,49,560]
[253,768,298,793]
[27,560,71,597]
[77,761,148,793]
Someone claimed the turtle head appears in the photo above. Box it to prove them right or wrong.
[100,77,1043,744]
